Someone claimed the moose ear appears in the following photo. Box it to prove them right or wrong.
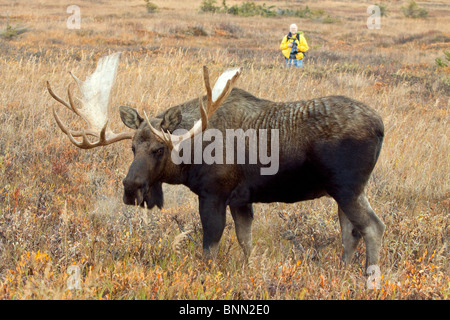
[119,106,143,129]
[160,106,182,132]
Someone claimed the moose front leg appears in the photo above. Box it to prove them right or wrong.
[198,195,227,259]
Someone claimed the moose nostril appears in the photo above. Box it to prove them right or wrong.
[123,178,146,191]
[123,179,135,189]
[122,178,130,188]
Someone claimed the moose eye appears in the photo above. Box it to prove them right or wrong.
[153,147,164,156]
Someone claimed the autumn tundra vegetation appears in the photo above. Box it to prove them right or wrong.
[0,0,448,299]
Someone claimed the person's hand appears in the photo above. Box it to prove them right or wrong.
[288,43,293,48]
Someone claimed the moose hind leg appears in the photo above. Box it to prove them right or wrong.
[338,193,385,270]
[230,204,254,258]
[338,206,362,264]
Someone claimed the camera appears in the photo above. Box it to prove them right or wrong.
[290,41,298,54]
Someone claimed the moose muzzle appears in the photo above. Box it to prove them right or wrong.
[122,175,149,206]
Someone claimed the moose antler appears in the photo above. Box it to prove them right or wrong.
[144,66,242,151]
[47,52,133,149]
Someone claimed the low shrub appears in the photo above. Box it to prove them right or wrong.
[401,1,428,19]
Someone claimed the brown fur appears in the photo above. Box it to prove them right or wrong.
[120,88,385,271]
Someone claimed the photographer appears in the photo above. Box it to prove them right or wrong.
[280,24,309,68]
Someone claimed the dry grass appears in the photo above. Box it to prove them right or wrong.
[0,0,448,299]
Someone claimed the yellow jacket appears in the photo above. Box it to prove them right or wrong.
[280,32,309,60]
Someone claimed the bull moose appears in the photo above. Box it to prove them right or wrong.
[47,52,385,272]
